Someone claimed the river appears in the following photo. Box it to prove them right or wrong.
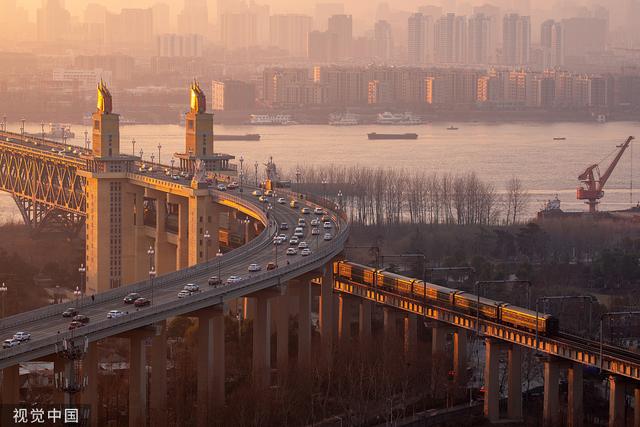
[2,120,639,222]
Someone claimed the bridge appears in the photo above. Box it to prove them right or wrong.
[0,81,638,427]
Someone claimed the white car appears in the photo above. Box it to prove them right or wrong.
[107,310,125,319]
[177,290,191,298]
[286,248,298,256]
[289,237,299,245]
[252,190,263,197]
[2,339,19,349]
[278,233,287,240]
[227,276,242,284]
[314,207,324,215]
[298,241,309,249]
[323,221,332,229]
[311,228,320,235]
[323,233,333,241]
[13,332,31,342]
[277,197,286,204]
[301,248,312,256]
[311,218,320,226]
[301,207,311,214]
[298,218,306,227]
[273,237,284,245]
[184,283,200,293]
[294,229,304,238]
[217,183,227,191]
[248,263,262,272]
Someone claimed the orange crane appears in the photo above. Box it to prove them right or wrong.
[577,136,634,213]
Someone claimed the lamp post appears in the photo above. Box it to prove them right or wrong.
[322,178,328,199]
[475,280,531,337]
[243,218,251,244]
[20,118,25,135]
[170,158,175,175]
[78,264,86,294]
[204,230,211,261]
[254,161,259,186]
[84,130,89,150]
[0,282,7,318]
[216,249,223,282]
[295,168,301,193]
[151,153,155,166]
[535,295,595,354]
[74,286,82,309]
[139,149,144,160]
[132,138,136,156]
[157,144,162,165]
[41,122,45,139]
[337,190,343,210]
[148,245,155,304]
[599,311,640,371]
[239,156,244,193]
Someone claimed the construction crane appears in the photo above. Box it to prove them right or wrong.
[577,136,634,213]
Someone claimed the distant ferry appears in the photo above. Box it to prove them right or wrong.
[376,112,423,125]
[447,125,459,130]
[214,134,261,141]
[249,114,296,125]
[28,123,75,140]
[553,137,566,141]
[329,113,359,126]
[368,132,418,140]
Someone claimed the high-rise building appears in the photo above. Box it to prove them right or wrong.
[374,20,393,62]
[221,12,258,50]
[105,9,154,52]
[502,14,530,66]
[212,80,256,111]
[37,0,71,43]
[308,31,339,62]
[315,3,345,31]
[407,13,433,65]
[157,34,203,57]
[270,14,313,58]
[467,13,492,65]
[152,3,171,35]
[540,20,564,68]
[434,14,467,64]
[327,15,353,61]
[561,17,607,63]
[177,0,209,37]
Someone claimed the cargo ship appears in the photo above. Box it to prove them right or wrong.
[368,132,418,140]
[214,134,261,141]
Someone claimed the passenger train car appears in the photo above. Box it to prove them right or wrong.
[334,261,559,336]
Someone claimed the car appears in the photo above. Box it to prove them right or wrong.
[172,175,181,180]
[277,197,286,204]
[297,218,306,227]
[290,200,298,208]
[177,290,191,298]
[314,207,324,215]
[13,332,31,342]
[227,182,239,189]
[298,241,309,249]
[278,233,287,240]
[217,183,227,191]
[184,283,200,293]
[2,339,19,348]
[323,221,332,229]
[311,218,320,226]
[252,190,263,197]
[134,297,151,307]
[301,248,312,256]
[124,293,141,304]
[286,248,298,256]
[62,308,78,318]
[259,196,270,203]
[289,236,299,245]
[273,237,284,245]
[265,190,274,197]
[208,276,223,287]
[324,233,333,241]
[107,310,125,319]
[321,215,331,222]
[267,262,277,270]
[294,229,304,238]
[73,315,90,324]
[301,207,311,214]
[227,275,242,284]
[280,223,289,230]
[68,321,84,330]
[311,228,320,235]
[248,263,262,272]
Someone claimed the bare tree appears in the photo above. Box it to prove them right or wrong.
[505,177,530,225]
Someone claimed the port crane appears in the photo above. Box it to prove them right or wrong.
[577,136,634,213]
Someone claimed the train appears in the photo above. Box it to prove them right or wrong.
[334,261,559,336]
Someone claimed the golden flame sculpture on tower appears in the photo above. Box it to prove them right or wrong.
[96,79,112,114]
[190,79,206,114]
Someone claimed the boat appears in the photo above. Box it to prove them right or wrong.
[553,137,566,141]
[214,134,261,141]
[329,113,359,126]
[368,132,418,140]
[28,123,75,140]
[447,126,459,130]
[376,112,423,125]
[249,114,296,125]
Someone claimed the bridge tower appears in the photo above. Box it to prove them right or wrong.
[81,81,142,294]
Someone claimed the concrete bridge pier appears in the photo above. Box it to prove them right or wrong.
[168,195,189,270]
[543,358,561,427]
[252,292,272,387]
[383,307,400,344]
[80,341,99,426]
[358,299,372,345]
[403,313,418,360]
[507,345,523,421]
[147,190,175,274]
[274,295,291,374]
[484,338,504,423]
[452,329,467,384]
[338,293,355,342]
[1,364,20,405]
[567,364,583,427]
[292,279,312,367]
[150,321,168,427]
[319,266,336,355]
[128,330,150,427]
[195,307,225,427]
[609,375,626,427]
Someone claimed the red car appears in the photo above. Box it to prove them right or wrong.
[134,297,151,307]
[68,321,84,330]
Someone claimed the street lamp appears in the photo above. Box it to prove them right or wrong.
[78,264,86,294]
[74,286,82,309]
[139,149,144,160]
[157,144,162,165]
[337,190,343,210]
[204,230,211,261]
[535,295,595,354]
[148,245,155,304]
[295,168,301,193]
[84,130,89,150]
[132,138,136,156]
[475,280,531,337]
[41,122,45,139]
[216,249,223,281]
[239,156,244,193]
[243,218,251,244]
[170,158,175,174]
[151,153,155,165]
[599,311,640,371]
[20,118,25,135]
[254,161,259,186]
[0,282,7,318]
[322,178,328,199]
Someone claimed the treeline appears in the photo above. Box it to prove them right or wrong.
[283,165,529,225]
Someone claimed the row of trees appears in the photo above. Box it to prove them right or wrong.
[283,165,530,226]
